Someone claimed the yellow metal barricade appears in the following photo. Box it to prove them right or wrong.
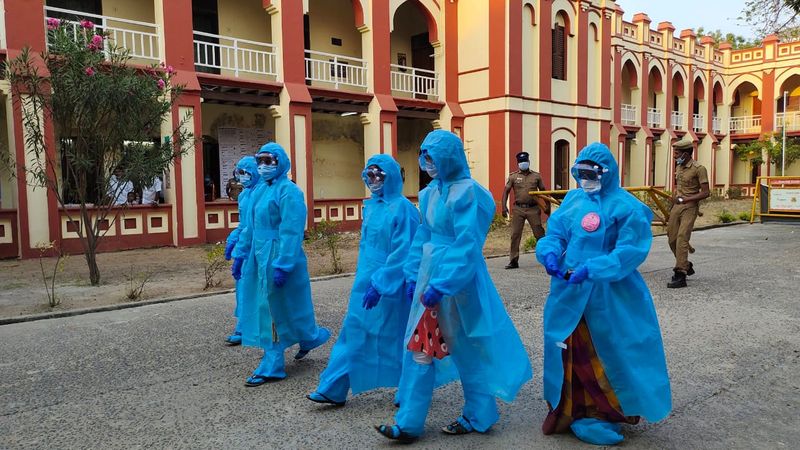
[529,186,674,226]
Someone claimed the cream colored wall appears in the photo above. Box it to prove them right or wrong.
[21,95,50,248]
[550,7,576,104]
[464,115,489,188]
[459,71,489,101]
[521,4,539,98]
[522,114,540,172]
[587,18,601,107]
[200,103,276,142]
[0,94,16,209]
[102,0,155,22]
[627,135,646,186]
[731,158,752,184]
[652,138,671,187]
[457,0,488,73]
[217,0,271,42]
[397,118,433,196]
[308,0,362,58]
[311,113,365,199]
[179,106,199,239]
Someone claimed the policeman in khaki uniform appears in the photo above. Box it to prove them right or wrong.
[667,139,709,288]
[502,152,547,269]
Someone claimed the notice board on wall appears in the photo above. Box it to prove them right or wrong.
[218,127,273,185]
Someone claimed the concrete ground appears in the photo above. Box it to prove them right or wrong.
[1,223,798,449]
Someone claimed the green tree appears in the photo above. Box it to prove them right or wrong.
[4,18,191,285]
[734,133,800,174]
[695,27,760,49]
[738,0,800,40]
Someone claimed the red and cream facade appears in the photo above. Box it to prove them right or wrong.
[1,0,798,259]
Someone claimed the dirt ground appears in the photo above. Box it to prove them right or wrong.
[0,198,754,318]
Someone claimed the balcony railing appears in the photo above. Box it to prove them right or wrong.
[647,107,663,128]
[671,111,685,130]
[305,50,368,89]
[193,31,277,78]
[45,6,160,62]
[692,113,705,132]
[621,104,637,125]
[390,65,438,99]
[729,115,762,134]
[712,116,723,134]
[776,111,800,131]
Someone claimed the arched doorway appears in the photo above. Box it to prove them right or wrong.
[391,0,438,100]
[554,139,570,190]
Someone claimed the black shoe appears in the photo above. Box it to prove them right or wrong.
[667,271,687,288]
[687,262,695,276]
[505,262,519,270]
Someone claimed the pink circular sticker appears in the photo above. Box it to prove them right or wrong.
[581,212,601,232]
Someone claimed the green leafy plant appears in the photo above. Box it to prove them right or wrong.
[522,235,537,252]
[734,133,800,174]
[489,213,507,233]
[203,243,229,290]
[4,19,192,285]
[125,265,152,301]
[717,209,736,223]
[738,211,752,221]
[34,241,67,308]
[308,220,343,274]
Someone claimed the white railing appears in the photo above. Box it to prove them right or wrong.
[712,116,723,134]
[671,111,685,130]
[621,103,637,125]
[729,115,761,134]
[390,64,438,99]
[193,31,277,77]
[44,6,160,62]
[647,107,663,128]
[775,111,800,131]
[305,49,368,89]
[692,113,705,132]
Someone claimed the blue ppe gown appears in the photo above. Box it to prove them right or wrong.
[225,156,259,338]
[236,142,329,379]
[393,130,533,437]
[313,154,420,403]
[535,142,672,429]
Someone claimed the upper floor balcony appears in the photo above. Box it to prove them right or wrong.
[390,65,438,99]
[776,111,800,132]
[712,115,723,134]
[193,31,277,80]
[621,104,637,125]
[671,111,685,131]
[647,107,663,128]
[729,115,761,134]
[305,50,368,90]
[692,114,705,133]
[44,5,160,64]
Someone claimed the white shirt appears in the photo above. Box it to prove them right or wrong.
[108,175,133,206]
[141,177,162,205]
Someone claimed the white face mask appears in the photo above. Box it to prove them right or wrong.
[367,180,384,193]
[425,161,438,179]
[239,173,251,185]
[258,164,277,180]
[518,162,530,171]
[580,178,602,193]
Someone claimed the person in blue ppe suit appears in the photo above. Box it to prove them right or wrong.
[231,142,330,387]
[307,154,419,406]
[376,130,533,443]
[223,156,260,346]
[535,142,671,446]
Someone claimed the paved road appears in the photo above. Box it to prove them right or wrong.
[1,224,799,449]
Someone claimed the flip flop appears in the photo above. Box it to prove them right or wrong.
[224,333,242,346]
[244,375,281,387]
[375,424,417,443]
[306,392,346,407]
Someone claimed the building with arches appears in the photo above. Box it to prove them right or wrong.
[0,0,798,259]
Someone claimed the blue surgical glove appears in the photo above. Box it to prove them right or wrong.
[273,268,288,288]
[543,253,562,277]
[567,265,589,284]
[406,281,416,304]
[421,286,444,309]
[231,257,244,280]
[362,284,381,310]
[224,241,236,261]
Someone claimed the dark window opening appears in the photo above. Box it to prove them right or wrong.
[552,24,566,80]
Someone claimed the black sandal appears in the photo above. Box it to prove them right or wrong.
[306,392,346,407]
[441,416,474,435]
[244,375,281,387]
[375,424,417,443]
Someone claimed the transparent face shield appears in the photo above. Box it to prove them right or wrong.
[571,162,606,193]
[364,165,386,193]
[418,151,438,178]
[255,152,279,167]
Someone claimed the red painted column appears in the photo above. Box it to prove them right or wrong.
[371,0,398,156]
[6,0,59,258]
[444,0,463,131]
[599,9,612,146]
[538,0,553,100]
[762,69,776,176]
[576,5,588,106]
[508,0,523,172]
[539,116,553,187]
[664,60,674,130]
[161,0,206,246]
[487,0,507,202]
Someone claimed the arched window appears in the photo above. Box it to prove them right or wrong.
[552,12,568,81]
[554,139,570,189]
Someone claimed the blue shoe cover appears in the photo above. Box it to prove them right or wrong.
[296,327,331,359]
[570,418,624,446]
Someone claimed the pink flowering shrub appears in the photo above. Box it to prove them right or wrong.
[79,20,95,29]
